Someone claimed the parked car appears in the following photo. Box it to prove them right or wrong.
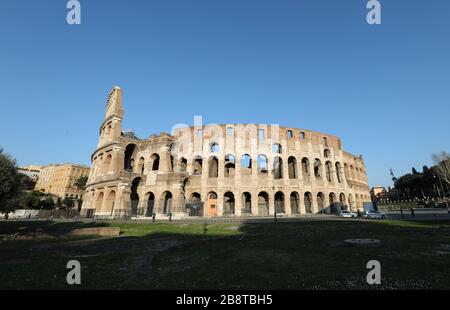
[363,210,388,220]
[339,210,358,218]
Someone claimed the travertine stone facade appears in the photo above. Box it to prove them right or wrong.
[82,87,371,219]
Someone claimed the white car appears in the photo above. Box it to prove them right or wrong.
[340,210,358,218]
[364,210,388,220]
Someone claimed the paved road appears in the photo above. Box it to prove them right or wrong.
[386,208,450,221]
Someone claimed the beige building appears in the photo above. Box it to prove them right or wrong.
[35,164,90,200]
[82,87,371,218]
[18,165,42,181]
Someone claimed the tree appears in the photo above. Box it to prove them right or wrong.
[432,151,450,186]
[62,197,75,208]
[19,191,43,210]
[0,148,28,214]
[74,175,88,190]
[40,197,55,210]
[412,167,419,175]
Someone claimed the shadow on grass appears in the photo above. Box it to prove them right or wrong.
[1,219,450,289]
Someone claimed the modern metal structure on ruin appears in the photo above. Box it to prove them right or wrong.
[81,87,371,219]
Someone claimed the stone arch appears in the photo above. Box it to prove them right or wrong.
[317,192,325,214]
[240,154,252,175]
[179,157,187,172]
[273,156,283,179]
[206,191,218,217]
[257,154,268,175]
[208,156,219,178]
[329,192,337,214]
[160,191,173,214]
[102,190,116,214]
[274,191,285,213]
[290,191,300,215]
[288,156,297,179]
[130,177,141,216]
[137,157,145,174]
[272,143,282,154]
[210,142,220,153]
[258,191,269,216]
[146,192,155,217]
[150,153,160,171]
[324,149,331,158]
[193,156,203,175]
[340,193,346,210]
[304,192,313,213]
[335,162,342,183]
[242,192,252,215]
[94,191,104,213]
[325,161,333,182]
[314,159,322,179]
[301,157,310,177]
[223,192,235,215]
[124,144,136,170]
[224,154,235,177]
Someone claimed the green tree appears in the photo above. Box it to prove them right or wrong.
[0,148,28,214]
[74,175,88,190]
[62,197,74,208]
[39,197,55,210]
[19,191,43,210]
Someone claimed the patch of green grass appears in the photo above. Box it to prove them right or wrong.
[1,220,449,289]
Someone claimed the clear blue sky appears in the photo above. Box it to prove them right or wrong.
[1,0,449,188]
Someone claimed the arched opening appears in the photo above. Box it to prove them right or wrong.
[137,157,145,174]
[94,192,104,213]
[103,191,116,214]
[186,192,202,216]
[161,191,173,215]
[242,192,252,215]
[208,156,219,178]
[344,163,350,182]
[206,192,218,217]
[223,192,235,215]
[329,192,337,214]
[350,165,356,180]
[146,192,155,217]
[193,156,203,175]
[210,142,220,153]
[272,143,282,154]
[257,154,268,175]
[130,177,141,216]
[258,192,269,216]
[150,153,160,171]
[340,193,346,210]
[288,156,297,179]
[317,192,325,214]
[314,159,322,179]
[180,157,187,172]
[301,158,310,178]
[224,155,235,177]
[324,149,331,158]
[325,161,333,182]
[240,154,252,175]
[274,191,285,213]
[335,162,342,183]
[355,194,360,209]
[273,156,283,179]
[124,144,136,170]
[290,192,299,214]
[304,192,313,214]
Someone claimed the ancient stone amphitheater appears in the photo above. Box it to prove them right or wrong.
[81,87,371,219]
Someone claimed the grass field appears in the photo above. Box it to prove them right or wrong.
[1,219,449,289]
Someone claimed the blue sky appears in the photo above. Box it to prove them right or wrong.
[0,0,449,187]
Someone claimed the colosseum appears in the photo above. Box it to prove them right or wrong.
[81,86,371,219]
